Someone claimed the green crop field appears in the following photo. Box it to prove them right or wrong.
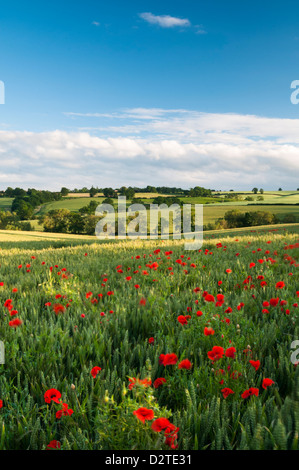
[202,205,299,225]
[0,225,298,450]
[35,197,106,215]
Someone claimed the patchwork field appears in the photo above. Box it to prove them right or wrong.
[0,225,298,449]
[1,192,299,233]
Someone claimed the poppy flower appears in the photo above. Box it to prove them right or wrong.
[204,327,215,336]
[221,388,234,399]
[0,400,3,409]
[151,418,173,433]
[46,440,61,450]
[262,378,274,389]
[178,359,192,370]
[270,297,279,307]
[249,360,260,371]
[241,387,259,399]
[153,378,166,388]
[133,407,154,423]
[44,388,62,404]
[225,347,236,359]
[177,315,188,325]
[53,304,65,315]
[204,294,215,302]
[91,366,102,378]
[9,318,22,328]
[128,377,151,390]
[56,403,73,419]
[160,353,178,366]
[276,281,285,289]
[208,346,224,362]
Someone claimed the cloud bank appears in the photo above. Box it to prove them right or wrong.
[0,109,298,190]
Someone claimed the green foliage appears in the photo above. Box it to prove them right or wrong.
[0,228,298,449]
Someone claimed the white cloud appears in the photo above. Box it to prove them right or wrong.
[92,21,100,26]
[0,110,299,190]
[139,12,191,28]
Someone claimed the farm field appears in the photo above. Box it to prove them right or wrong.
[27,203,299,232]
[214,193,299,205]
[36,197,106,215]
[202,204,299,225]
[0,225,298,450]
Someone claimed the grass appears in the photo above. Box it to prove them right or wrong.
[0,224,298,450]
[202,205,299,225]
[36,197,106,215]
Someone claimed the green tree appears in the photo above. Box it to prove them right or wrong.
[90,187,98,198]
[61,187,69,196]
[103,188,116,198]
[68,213,85,234]
[42,209,71,233]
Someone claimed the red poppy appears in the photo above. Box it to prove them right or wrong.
[177,315,188,325]
[53,304,65,315]
[151,418,173,433]
[46,440,61,450]
[44,388,62,404]
[276,281,285,289]
[249,360,260,371]
[9,318,22,328]
[128,377,151,390]
[204,294,215,302]
[91,366,102,378]
[133,407,154,423]
[225,347,236,359]
[56,403,73,419]
[0,399,3,409]
[204,327,215,336]
[262,378,274,389]
[178,359,192,370]
[241,387,259,399]
[221,388,234,399]
[160,353,178,366]
[153,378,166,388]
[269,297,279,307]
[208,346,224,362]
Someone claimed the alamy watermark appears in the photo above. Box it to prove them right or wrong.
[291,340,299,365]
[290,80,299,104]
[0,81,5,104]
[95,196,203,250]
[0,341,4,364]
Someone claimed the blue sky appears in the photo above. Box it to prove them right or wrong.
[0,0,299,190]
